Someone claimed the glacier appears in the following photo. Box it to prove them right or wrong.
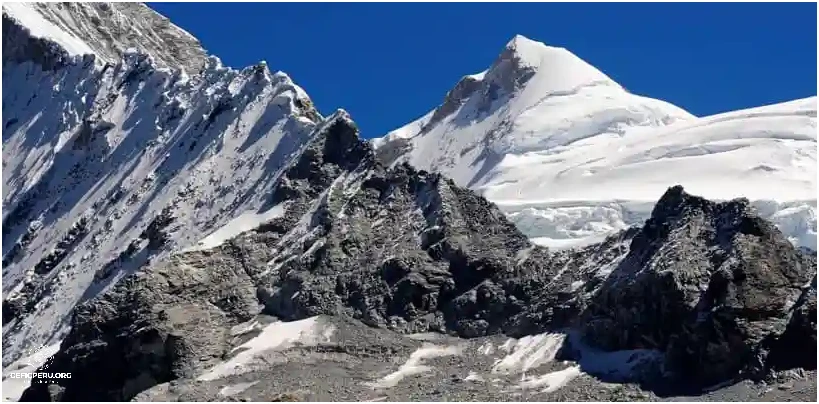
[375,35,817,250]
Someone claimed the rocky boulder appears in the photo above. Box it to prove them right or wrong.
[582,185,816,387]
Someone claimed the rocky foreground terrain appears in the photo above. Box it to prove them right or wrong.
[19,113,817,401]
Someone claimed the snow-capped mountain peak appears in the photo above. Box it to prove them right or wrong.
[405,34,635,142]
[375,33,693,179]
[374,34,815,251]
[489,34,620,95]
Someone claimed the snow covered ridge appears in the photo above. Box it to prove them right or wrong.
[1,12,323,368]
[2,2,207,73]
[375,35,817,250]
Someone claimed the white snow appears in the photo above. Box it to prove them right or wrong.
[467,70,487,81]
[477,341,495,356]
[375,35,817,250]
[464,330,665,394]
[2,18,321,364]
[492,333,566,374]
[196,204,285,250]
[516,365,583,393]
[198,317,335,381]
[367,344,463,389]
[479,97,816,204]
[568,280,585,292]
[2,3,94,56]
[218,381,259,397]
[1,342,62,402]
[464,371,484,382]
[497,35,623,97]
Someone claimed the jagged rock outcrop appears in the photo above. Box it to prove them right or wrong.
[581,186,817,386]
[21,112,816,401]
[767,275,817,373]
[2,11,73,71]
[2,8,321,369]
[19,246,260,401]
[3,2,208,73]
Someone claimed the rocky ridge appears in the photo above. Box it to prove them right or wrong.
[20,113,817,401]
[2,5,321,369]
[3,2,208,73]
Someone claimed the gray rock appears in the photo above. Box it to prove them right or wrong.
[581,185,816,386]
[767,275,817,372]
[21,117,815,401]
[11,2,209,73]
[2,12,72,71]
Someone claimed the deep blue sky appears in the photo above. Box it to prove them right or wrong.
[149,2,816,138]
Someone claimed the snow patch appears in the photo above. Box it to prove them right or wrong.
[3,2,94,56]
[516,365,582,393]
[464,371,484,383]
[218,381,259,397]
[492,333,566,374]
[477,341,495,356]
[2,342,62,402]
[198,317,335,381]
[196,204,285,250]
[367,344,463,389]
[475,330,665,394]
[568,280,585,292]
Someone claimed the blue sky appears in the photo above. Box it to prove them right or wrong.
[149,2,817,138]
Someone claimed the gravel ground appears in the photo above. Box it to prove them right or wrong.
[133,316,816,402]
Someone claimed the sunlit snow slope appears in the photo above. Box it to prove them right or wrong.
[2,2,322,370]
[2,2,207,72]
[375,35,817,250]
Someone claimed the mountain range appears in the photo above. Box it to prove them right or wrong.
[2,2,816,402]
[374,34,816,250]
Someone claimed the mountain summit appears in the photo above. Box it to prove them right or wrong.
[374,35,816,250]
[490,34,620,95]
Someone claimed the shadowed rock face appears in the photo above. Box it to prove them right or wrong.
[767,275,817,372]
[5,2,208,73]
[21,112,816,401]
[582,185,816,386]
[2,13,78,71]
[1,5,324,368]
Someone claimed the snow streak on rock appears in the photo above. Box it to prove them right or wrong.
[2,6,321,366]
[3,2,207,72]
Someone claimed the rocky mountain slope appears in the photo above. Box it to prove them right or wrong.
[2,2,207,73]
[2,2,816,402]
[19,113,818,401]
[375,35,817,251]
[2,1,320,372]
